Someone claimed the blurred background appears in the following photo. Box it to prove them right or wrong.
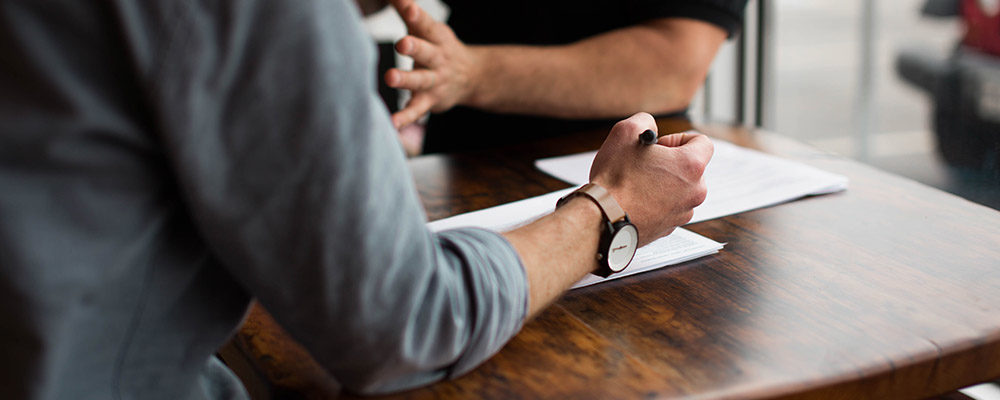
[773,0,1000,211]
[695,0,1000,212]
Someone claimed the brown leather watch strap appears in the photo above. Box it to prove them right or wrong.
[561,183,627,223]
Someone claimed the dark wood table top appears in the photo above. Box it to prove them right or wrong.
[223,121,1000,399]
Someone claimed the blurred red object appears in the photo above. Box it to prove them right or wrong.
[962,0,1000,56]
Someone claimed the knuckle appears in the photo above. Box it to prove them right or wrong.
[678,209,695,226]
[429,53,445,67]
[408,38,422,53]
[680,151,707,178]
[613,118,642,135]
[691,181,708,207]
[430,21,454,39]
[632,112,655,125]
[402,36,417,52]
[611,113,655,139]
[411,72,425,87]
[676,154,699,178]
[423,16,438,30]
[430,24,446,37]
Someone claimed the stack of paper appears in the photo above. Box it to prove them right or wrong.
[427,138,847,289]
[427,190,723,289]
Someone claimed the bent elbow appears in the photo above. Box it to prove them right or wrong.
[333,228,528,396]
[638,68,707,115]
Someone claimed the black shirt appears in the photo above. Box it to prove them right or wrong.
[423,0,748,153]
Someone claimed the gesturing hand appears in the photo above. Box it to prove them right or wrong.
[385,0,480,129]
[589,113,713,246]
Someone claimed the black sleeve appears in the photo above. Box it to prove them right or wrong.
[628,0,749,37]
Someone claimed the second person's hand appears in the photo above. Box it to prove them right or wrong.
[385,0,482,128]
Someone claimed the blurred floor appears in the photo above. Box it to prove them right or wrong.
[772,0,1000,210]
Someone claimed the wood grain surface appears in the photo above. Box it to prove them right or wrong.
[220,121,1000,399]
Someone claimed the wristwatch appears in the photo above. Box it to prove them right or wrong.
[556,183,639,277]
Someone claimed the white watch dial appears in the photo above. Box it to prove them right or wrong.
[607,224,638,272]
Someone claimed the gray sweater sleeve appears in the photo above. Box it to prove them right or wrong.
[123,0,527,394]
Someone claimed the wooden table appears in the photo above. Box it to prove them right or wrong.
[221,121,1000,399]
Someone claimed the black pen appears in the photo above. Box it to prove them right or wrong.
[639,129,658,145]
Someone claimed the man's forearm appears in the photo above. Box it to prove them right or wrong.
[465,18,727,119]
[503,195,603,317]
[385,2,730,128]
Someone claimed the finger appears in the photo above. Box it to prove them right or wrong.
[657,132,687,147]
[675,133,715,166]
[657,134,679,147]
[398,1,442,42]
[626,112,657,129]
[610,112,657,144]
[397,123,425,156]
[676,130,705,145]
[388,0,415,15]
[391,94,435,129]
[394,36,442,67]
[385,68,438,91]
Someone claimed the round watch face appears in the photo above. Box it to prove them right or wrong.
[607,224,638,272]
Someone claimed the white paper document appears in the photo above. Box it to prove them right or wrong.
[427,191,723,289]
[535,139,849,224]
